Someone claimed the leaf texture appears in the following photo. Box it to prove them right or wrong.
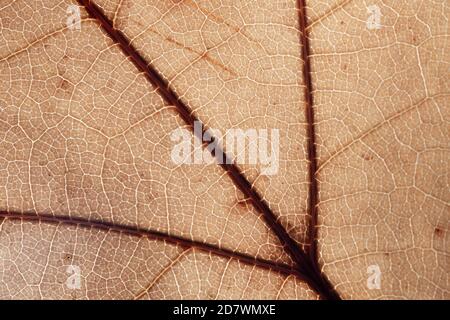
[0,0,448,299]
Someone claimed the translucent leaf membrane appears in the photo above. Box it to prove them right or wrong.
[0,2,294,271]
[0,219,318,299]
[309,0,449,299]
[0,0,448,300]
[95,0,312,246]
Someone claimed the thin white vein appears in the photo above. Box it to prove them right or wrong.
[134,248,191,300]
[317,94,448,173]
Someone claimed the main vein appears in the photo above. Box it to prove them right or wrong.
[296,0,341,300]
[0,211,298,279]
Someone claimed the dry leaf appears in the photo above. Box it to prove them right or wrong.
[0,0,448,300]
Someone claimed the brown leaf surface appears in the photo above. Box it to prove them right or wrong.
[0,0,448,299]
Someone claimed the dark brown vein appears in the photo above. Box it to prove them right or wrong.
[296,0,341,300]
[0,211,298,280]
[75,0,340,299]
[297,0,319,266]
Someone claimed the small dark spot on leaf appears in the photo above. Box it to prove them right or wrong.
[201,51,210,59]
[206,290,216,299]
[271,101,280,106]
[57,77,71,90]
[360,153,374,161]
[145,193,154,202]
[236,198,252,208]
[434,227,444,237]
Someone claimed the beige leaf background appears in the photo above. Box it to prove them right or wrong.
[0,0,448,299]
